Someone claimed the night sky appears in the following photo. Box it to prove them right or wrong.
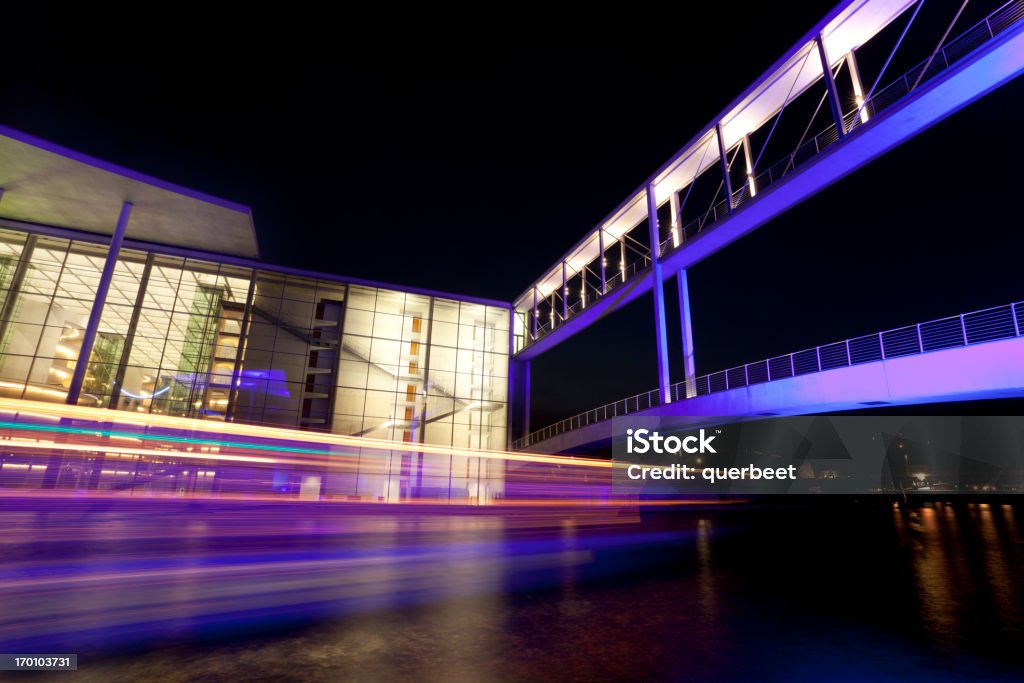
[3,3,1023,427]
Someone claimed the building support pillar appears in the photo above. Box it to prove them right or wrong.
[646,184,671,405]
[817,35,847,139]
[66,201,133,405]
[509,357,530,447]
[108,251,155,410]
[521,359,530,437]
[677,270,696,398]
[506,307,517,449]
[715,123,734,214]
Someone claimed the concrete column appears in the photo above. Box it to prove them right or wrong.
[677,270,697,398]
[715,123,734,214]
[509,358,531,447]
[646,185,671,405]
[108,252,155,410]
[817,35,846,139]
[66,201,133,405]
[522,359,530,437]
[598,229,607,293]
[505,305,516,449]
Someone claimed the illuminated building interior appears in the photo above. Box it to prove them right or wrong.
[0,120,509,502]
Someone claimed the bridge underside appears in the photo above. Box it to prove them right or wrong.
[524,337,1024,454]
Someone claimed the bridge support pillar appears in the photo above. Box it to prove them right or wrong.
[677,269,696,398]
[816,34,847,140]
[646,185,672,405]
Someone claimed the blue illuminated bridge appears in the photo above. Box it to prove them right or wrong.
[508,0,1024,452]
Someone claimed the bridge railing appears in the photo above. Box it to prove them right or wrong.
[513,300,1024,449]
[518,0,1024,352]
[531,255,652,343]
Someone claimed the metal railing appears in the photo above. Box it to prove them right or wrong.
[513,300,1024,449]
[530,255,652,344]
[517,0,1024,352]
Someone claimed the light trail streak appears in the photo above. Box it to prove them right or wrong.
[2,440,280,465]
[0,420,341,457]
[0,397,611,469]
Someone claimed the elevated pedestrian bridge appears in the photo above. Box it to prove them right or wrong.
[512,0,1024,359]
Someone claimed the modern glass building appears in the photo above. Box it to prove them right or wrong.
[0,125,511,501]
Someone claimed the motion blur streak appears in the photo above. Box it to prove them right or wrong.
[0,397,723,657]
[0,397,605,468]
[0,395,620,506]
[0,496,706,654]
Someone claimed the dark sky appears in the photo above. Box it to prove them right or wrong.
[3,2,1022,426]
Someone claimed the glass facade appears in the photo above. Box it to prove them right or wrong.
[0,225,510,502]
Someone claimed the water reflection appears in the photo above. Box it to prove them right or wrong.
[895,502,1024,665]
[3,499,1023,681]
[905,505,964,649]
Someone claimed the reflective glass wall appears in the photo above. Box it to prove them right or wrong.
[0,225,511,501]
[107,254,252,419]
[328,287,509,502]
[232,269,346,429]
[0,230,254,418]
